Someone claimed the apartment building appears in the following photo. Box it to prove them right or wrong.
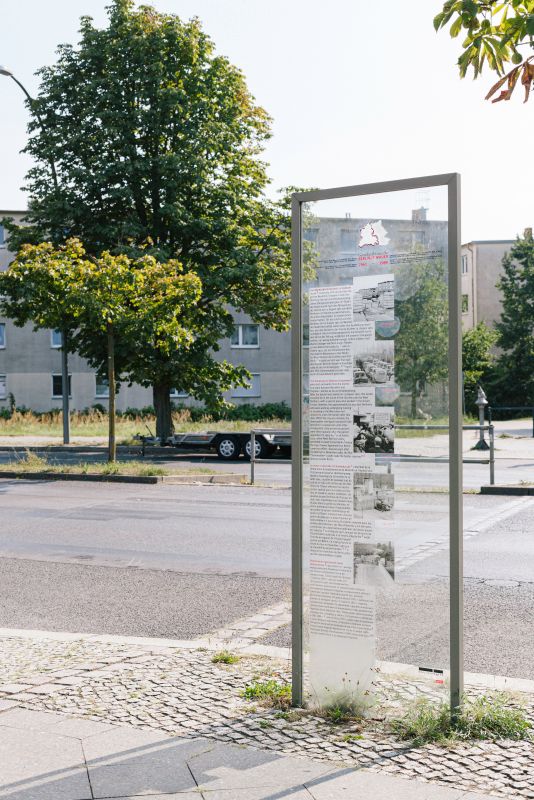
[460,238,518,330]
[3,209,506,413]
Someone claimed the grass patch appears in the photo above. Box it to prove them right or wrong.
[211,650,240,665]
[391,694,532,746]
[242,679,292,710]
[0,408,290,439]
[2,452,215,477]
[395,415,478,438]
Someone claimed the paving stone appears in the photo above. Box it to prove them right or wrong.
[0,724,91,799]
[188,742,334,790]
[305,770,466,799]
[0,683,32,694]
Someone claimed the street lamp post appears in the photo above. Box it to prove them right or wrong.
[0,65,70,444]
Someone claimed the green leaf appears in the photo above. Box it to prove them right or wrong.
[450,15,464,36]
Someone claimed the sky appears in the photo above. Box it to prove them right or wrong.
[0,0,531,242]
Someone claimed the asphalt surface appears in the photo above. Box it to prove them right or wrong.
[0,478,533,680]
[1,448,532,488]
[0,558,289,639]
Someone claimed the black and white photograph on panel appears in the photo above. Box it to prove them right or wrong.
[353,540,395,586]
[353,340,394,386]
[353,274,394,322]
[353,408,394,454]
[353,469,394,513]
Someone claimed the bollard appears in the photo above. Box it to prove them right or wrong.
[489,424,495,486]
[250,430,256,485]
[474,387,489,450]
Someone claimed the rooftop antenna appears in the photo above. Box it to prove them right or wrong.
[415,189,430,214]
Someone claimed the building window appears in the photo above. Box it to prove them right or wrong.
[170,388,189,398]
[0,225,5,247]
[0,323,5,348]
[231,374,261,398]
[412,230,426,246]
[461,254,468,274]
[303,324,309,347]
[340,229,355,251]
[51,329,62,348]
[230,323,259,348]
[462,294,469,313]
[0,375,6,400]
[52,374,72,398]
[303,227,319,246]
[95,374,109,398]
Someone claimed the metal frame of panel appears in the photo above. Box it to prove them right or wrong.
[291,173,463,711]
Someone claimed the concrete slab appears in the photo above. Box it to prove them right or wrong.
[0,725,91,800]
[0,708,67,730]
[305,770,467,800]
[201,790,313,799]
[188,742,333,791]
[85,732,213,799]
[47,717,117,739]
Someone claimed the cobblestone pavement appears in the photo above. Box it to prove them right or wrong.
[1,629,533,799]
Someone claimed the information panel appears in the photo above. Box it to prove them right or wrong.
[291,175,462,710]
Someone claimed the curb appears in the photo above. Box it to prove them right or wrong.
[1,626,533,695]
[0,470,244,485]
[480,485,534,496]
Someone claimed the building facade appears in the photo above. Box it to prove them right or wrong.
[460,239,517,331]
[2,211,518,413]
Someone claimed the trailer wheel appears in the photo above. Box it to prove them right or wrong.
[244,436,271,461]
[216,436,241,460]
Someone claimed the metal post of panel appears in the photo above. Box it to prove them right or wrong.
[489,425,495,486]
[291,173,463,713]
[291,194,304,707]
[448,173,464,714]
[250,430,256,486]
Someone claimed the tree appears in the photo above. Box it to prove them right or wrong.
[394,259,449,418]
[462,321,499,410]
[434,0,534,103]
[494,230,534,403]
[0,239,203,460]
[3,0,293,439]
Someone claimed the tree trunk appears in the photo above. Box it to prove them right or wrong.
[411,379,417,419]
[107,322,116,462]
[153,382,173,443]
[61,328,70,445]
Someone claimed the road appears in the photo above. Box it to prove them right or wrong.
[0,478,533,680]
[1,448,533,488]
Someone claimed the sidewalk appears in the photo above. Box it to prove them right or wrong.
[0,706,501,800]
[1,626,533,799]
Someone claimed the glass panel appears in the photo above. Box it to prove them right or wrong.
[0,323,5,347]
[242,324,259,346]
[0,375,6,399]
[51,329,63,347]
[300,184,452,709]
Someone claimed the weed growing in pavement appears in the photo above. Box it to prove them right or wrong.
[342,733,364,742]
[258,719,273,728]
[211,650,240,665]
[391,694,532,746]
[274,709,305,722]
[242,679,291,710]
[322,704,357,725]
